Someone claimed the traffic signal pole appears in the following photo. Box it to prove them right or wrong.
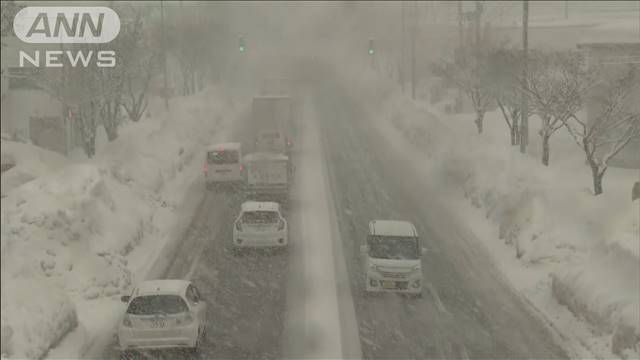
[161,0,169,110]
[411,1,417,100]
[401,1,406,92]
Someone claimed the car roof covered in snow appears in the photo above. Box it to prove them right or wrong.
[369,220,417,237]
[253,95,291,100]
[206,142,241,152]
[242,152,288,161]
[241,201,280,212]
[134,279,191,296]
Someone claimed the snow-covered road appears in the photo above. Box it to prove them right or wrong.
[88,61,569,359]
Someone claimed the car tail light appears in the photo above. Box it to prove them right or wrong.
[240,164,244,172]
[235,221,242,231]
[176,312,194,326]
[122,314,132,327]
[204,162,208,174]
[278,219,285,231]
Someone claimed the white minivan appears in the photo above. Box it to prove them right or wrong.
[360,220,426,297]
[205,142,243,190]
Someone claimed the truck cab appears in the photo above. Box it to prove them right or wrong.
[360,220,426,296]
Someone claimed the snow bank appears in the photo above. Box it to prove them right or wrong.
[1,86,236,359]
[1,140,69,197]
[0,277,77,359]
[344,63,639,358]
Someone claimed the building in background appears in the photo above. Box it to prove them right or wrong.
[0,36,76,155]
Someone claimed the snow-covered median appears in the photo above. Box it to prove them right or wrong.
[1,87,238,359]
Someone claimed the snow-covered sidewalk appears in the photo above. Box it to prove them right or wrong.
[1,87,239,359]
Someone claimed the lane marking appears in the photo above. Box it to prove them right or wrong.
[426,282,451,316]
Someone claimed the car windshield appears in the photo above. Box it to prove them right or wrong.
[368,236,419,260]
[126,295,189,315]
[208,150,239,164]
[242,210,279,224]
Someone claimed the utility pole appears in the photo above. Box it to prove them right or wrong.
[161,0,169,110]
[475,1,482,50]
[520,0,529,154]
[411,0,417,100]
[637,0,640,39]
[457,1,464,47]
[457,1,464,110]
[565,1,568,20]
[401,1,406,92]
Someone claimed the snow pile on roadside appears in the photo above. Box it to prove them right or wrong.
[0,87,234,359]
[0,278,77,360]
[1,140,69,197]
[349,68,639,357]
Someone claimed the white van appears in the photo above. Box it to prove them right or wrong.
[205,142,243,190]
[360,220,426,297]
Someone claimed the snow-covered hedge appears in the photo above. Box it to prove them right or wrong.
[1,277,77,359]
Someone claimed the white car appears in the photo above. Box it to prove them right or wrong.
[117,280,207,357]
[233,201,288,251]
[360,220,427,297]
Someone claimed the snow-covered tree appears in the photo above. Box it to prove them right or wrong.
[162,3,229,96]
[432,46,494,134]
[117,5,158,123]
[565,64,640,195]
[520,50,595,166]
[487,48,533,146]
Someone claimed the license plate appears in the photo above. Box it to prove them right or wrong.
[150,320,165,328]
[382,280,395,289]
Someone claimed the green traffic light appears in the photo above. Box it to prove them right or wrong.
[368,48,374,55]
[239,46,245,52]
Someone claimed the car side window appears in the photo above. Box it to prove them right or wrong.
[192,286,202,301]
[186,285,199,304]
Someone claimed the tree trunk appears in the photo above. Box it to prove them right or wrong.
[510,126,519,145]
[512,109,519,146]
[103,101,119,142]
[591,165,604,195]
[542,133,550,166]
[588,162,606,196]
[79,102,97,158]
[475,111,484,134]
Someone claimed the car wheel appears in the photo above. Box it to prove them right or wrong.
[188,328,203,358]
[119,350,137,360]
[361,283,371,298]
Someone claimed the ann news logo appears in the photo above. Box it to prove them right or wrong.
[13,7,120,68]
